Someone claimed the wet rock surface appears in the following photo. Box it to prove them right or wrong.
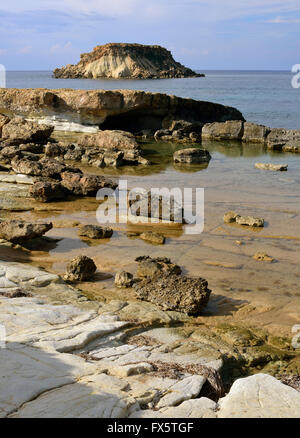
[255,163,288,171]
[136,256,182,278]
[139,231,165,245]
[78,225,113,239]
[115,271,134,288]
[173,148,211,164]
[224,211,264,227]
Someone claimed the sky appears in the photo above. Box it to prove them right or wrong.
[0,0,300,70]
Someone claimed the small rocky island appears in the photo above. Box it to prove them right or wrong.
[53,43,204,79]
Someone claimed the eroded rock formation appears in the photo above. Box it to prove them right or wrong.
[53,43,203,80]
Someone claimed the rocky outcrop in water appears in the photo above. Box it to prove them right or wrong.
[53,43,203,80]
[0,89,244,134]
[0,220,52,244]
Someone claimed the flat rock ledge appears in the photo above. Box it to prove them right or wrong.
[0,260,299,418]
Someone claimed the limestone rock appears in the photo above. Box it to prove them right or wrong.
[0,89,244,134]
[255,163,288,171]
[64,256,97,282]
[282,141,300,153]
[173,148,211,164]
[136,256,181,278]
[224,211,264,227]
[78,225,113,239]
[139,231,165,245]
[217,374,300,418]
[0,113,10,136]
[0,220,52,244]
[267,128,300,150]
[223,211,239,224]
[242,122,270,143]
[2,118,53,145]
[134,273,211,315]
[202,121,244,141]
[115,271,134,288]
[53,43,203,80]
[29,180,66,203]
[79,130,139,151]
[61,172,117,196]
[253,252,274,262]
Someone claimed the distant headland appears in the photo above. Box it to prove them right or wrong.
[53,43,204,80]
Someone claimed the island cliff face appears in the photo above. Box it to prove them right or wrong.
[53,43,204,79]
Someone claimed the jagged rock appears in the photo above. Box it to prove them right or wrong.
[267,128,300,150]
[29,180,66,203]
[136,256,181,278]
[224,211,264,227]
[45,142,66,158]
[202,121,244,141]
[217,374,300,418]
[242,122,270,143]
[173,148,211,164]
[0,220,52,244]
[61,172,117,196]
[282,142,300,153]
[0,89,244,134]
[64,256,97,282]
[115,271,134,288]
[255,163,288,171]
[0,113,10,136]
[78,225,113,239]
[236,215,264,227]
[253,252,274,262]
[53,43,203,80]
[11,157,82,180]
[134,273,211,315]
[129,191,184,223]
[2,118,53,145]
[139,231,165,245]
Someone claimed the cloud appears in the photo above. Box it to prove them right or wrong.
[18,46,33,54]
[50,42,73,55]
[264,15,300,23]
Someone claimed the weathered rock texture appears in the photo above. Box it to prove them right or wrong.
[0,89,244,133]
[53,43,203,80]
[0,220,52,244]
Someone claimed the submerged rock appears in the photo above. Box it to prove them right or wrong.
[253,252,274,262]
[255,163,288,171]
[115,271,134,288]
[78,225,113,239]
[0,220,53,244]
[173,148,211,164]
[53,43,203,80]
[136,256,181,278]
[139,231,165,245]
[64,256,97,282]
[134,273,211,315]
[224,211,264,227]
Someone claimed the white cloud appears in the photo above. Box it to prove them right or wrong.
[50,41,73,55]
[264,15,300,23]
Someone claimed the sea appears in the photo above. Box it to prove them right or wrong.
[5,70,300,130]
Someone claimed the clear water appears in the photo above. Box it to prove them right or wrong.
[6,70,300,130]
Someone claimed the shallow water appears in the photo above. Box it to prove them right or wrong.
[7,137,299,338]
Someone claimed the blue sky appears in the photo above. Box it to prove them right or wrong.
[1,0,300,70]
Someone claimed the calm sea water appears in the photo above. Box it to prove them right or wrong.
[6,70,300,130]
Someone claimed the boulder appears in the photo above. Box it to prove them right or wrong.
[78,225,113,239]
[11,157,82,180]
[61,172,117,196]
[29,180,66,203]
[282,142,300,153]
[0,113,10,136]
[139,231,165,245]
[136,256,181,278]
[267,128,300,150]
[202,121,244,141]
[253,252,274,262]
[79,130,139,151]
[64,256,97,282]
[173,148,211,164]
[217,374,300,418]
[115,271,134,288]
[0,220,53,244]
[2,118,54,145]
[134,273,211,315]
[224,211,264,227]
[242,122,270,143]
[255,163,288,171]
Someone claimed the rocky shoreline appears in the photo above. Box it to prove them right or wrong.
[0,88,299,418]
